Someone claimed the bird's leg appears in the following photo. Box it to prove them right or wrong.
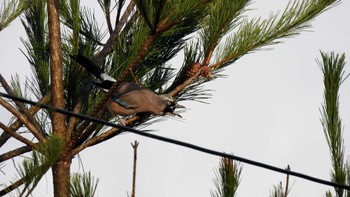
[129,68,141,85]
[117,115,128,126]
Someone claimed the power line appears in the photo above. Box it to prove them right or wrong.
[0,91,350,191]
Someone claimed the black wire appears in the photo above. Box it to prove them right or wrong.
[1,91,349,191]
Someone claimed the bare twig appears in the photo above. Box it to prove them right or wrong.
[0,177,26,196]
[66,100,83,139]
[169,70,201,96]
[0,122,37,148]
[0,74,44,136]
[93,0,136,64]
[70,116,140,157]
[105,6,113,34]
[0,145,33,162]
[283,165,291,197]
[131,140,139,197]
[0,97,45,142]
[0,92,51,147]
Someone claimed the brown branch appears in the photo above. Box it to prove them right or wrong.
[66,100,83,139]
[0,97,45,142]
[169,70,201,97]
[203,49,214,66]
[155,17,173,33]
[209,53,237,70]
[0,177,26,196]
[131,140,139,197]
[0,92,51,147]
[93,0,136,64]
[283,165,291,197]
[0,74,45,135]
[70,126,122,156]
[75,122,99,146]
[70,116,140,157]
[0,122,37,149]
[105,7,113,34]
[47,0,66,136]
[0,145,33,162]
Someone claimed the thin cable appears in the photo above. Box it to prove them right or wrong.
[0,92,349,191]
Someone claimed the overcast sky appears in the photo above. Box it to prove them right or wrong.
[1,0,350,196]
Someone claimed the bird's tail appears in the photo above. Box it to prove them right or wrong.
[71,55,116,91]
[71,55,106,80]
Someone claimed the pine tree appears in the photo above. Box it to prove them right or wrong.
[0,0,342,196]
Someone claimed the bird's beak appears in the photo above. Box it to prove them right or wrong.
[170,111,182,118]
[175,103,185,109]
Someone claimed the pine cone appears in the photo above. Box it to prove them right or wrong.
[201,65,214,79]
[186,62,201,78]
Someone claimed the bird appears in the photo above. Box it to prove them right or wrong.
[72,55,184,125]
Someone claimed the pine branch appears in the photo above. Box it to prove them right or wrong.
[69,172,99,197]
[0,0,29,31]
[212,0,339,70]
[0,74,44,136]
[18,134,65,196]
[0,176,26,196]
[93,0,136,64]
[0,96,45,142]
[66,100,83,139]
[97,0,113,34]
[319,51,348,197]
[0,92,50,147]
[201,0,250,65]
[0,145,33,163]
[0,122,37,148]
[211,157,242,197]
[70,117,137,156]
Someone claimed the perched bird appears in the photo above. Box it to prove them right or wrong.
[72,55,184,124]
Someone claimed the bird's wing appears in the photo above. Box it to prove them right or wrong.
[71,55,116,85]
[111,93,139,109]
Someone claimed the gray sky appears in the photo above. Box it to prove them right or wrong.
[1,1,350,196]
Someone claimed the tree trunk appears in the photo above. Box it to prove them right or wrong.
[47,0,68,196]
[52,159,71,197]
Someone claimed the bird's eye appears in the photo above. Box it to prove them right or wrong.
[167,100,172,106]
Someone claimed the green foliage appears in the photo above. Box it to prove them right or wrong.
[215,0,339,68]
[200,0,250,59]
[9,74,29,103]
[20,0,50,98]
[69,172,99,197]
[0,0,29,31]
[319,51,349,197]
[269,182,284,197]
[18,134,65,196]
[211,157,242,197]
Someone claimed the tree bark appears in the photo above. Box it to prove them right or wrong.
[47,0,69,196]
[52,159,71,197]
[47,0,65,133]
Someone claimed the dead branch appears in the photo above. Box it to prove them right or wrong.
[0,145,33,162]
[131,140,139,197]
[0,92,50,147]
[0,122,37,148]
[0,97,45,142]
